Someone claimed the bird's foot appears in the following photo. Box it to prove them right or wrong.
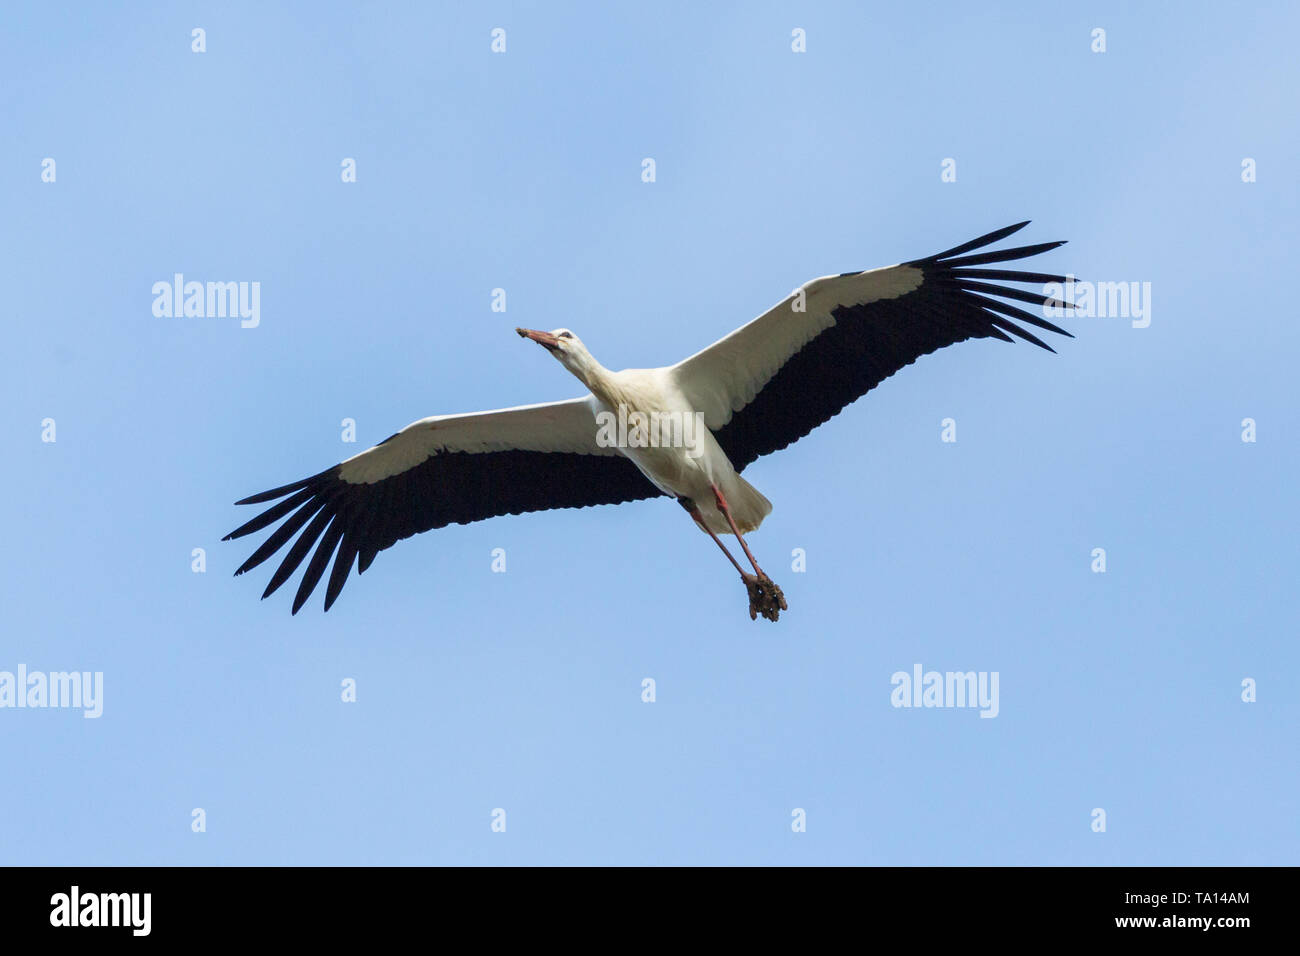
[742,571,788,622]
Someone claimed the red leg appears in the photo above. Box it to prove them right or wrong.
[681,500,748,578]
[711,485,765,577]
[707,485,787,622]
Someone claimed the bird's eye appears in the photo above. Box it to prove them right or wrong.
[558,332,573,339]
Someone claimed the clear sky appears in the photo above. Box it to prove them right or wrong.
[2,1,1296,865]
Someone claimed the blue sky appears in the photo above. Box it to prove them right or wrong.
[2,1,1296,865]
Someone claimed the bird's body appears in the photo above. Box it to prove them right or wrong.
[227,222,1075,620]
[579,366,771,535]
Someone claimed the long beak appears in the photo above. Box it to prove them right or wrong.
[516,327,560,351]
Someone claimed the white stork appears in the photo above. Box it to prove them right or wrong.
[227,221,1073,620]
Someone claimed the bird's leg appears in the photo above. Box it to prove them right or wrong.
[679,499,748,577]
[680,499,770,620]
[709,484,788,623]
[711,485,765,577]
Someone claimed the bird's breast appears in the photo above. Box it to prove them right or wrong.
[588,381,731,498]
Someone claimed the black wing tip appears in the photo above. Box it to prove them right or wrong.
[920,220,1034,264]
[922,224,1077,350]
[920,223,1068,269]
[234,489,285,506]
[996,334,1056,353]
[233,467,336,507]
[1013,327,1056,353]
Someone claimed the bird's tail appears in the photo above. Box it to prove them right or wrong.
[701,474,772,536]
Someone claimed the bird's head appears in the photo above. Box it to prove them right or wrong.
[516,327,598,383]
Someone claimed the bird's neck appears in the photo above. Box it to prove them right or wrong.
[569,354,614,399]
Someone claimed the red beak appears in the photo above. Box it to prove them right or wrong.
[516,327,561,351]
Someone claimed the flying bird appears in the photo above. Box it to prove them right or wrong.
[226,221,1074,620]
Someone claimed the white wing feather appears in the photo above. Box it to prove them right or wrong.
[338,395,614,484]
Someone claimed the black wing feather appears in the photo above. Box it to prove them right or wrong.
[713,223,1075,470]
[226,449,660,614]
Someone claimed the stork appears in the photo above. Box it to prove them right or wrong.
[226,221,1074,621]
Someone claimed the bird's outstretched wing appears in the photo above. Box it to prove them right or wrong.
[225,396,659,614]
[671,221,1075,470]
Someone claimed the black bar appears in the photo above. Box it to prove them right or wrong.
[0,866,1282,941]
